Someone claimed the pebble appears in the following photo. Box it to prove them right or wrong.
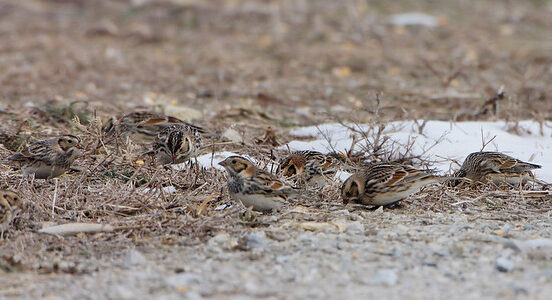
[165,273,201,288]
[266,229,290,242]
[371,269,398,286]
[107,285,135,300]
[242,231,268,250]
[345,221,364,235]
[125,249,148,266]
[495,255,515,272]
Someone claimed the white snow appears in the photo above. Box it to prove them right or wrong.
[173,151,244,171]
[175,120,552,183]
[285,120,552,182]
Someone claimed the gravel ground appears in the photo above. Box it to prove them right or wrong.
[4,202,552,300]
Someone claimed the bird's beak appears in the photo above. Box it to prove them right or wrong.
[218,160,227,167]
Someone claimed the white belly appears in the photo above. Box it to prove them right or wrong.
[364,180,437,206]
[23,165,66,179]
[230,192,284,212]
[487,173,531,186]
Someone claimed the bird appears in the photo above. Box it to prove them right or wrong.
[277,150,340,187]
[452,152,541,186]
[146,124,201,165]
[7,134,82,179]
[219,155,298,212]
[1,190,22,238]
[341,163,447,207]
[103,111,206,142]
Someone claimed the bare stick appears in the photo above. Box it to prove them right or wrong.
[51,178,59,220]
[480,128,497,151]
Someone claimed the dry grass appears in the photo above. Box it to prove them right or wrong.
[1,0,552,277]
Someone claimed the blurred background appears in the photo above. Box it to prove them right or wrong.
[1,0,551,124]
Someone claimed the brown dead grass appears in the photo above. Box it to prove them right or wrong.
[1,0,552,276]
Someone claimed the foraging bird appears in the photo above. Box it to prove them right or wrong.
[146,124,201,165]
[0,190,22,238]
[278,150,340,187]
[103,111,206,141]
[7,134,82,179]
[453,152,541,186]
[341,163,447,207]
[219,156,298,212]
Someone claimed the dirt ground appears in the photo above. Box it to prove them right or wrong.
[1,0,552,299]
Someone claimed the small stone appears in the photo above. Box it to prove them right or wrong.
[206,233,236,252]
[331,209,351,218]
[345,222,364,235]
[394,224,409,234]
[266,230,290,241]
[371,269,398,286]
[241,231,268,250]
[373,206,384,215]
[495,255,515,272]
[222,128,243,143]
[165,273,201,288]
[108,285,135,300]
[125,249,148,265]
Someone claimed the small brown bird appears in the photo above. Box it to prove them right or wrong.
[103,111,205,141]
[0,190,22,238]
[7,134,82,179]
[278,150,340,187]
[146,124,201,165]
[453,152,541,186]
[219,156,298,212]
[341,163,447,207]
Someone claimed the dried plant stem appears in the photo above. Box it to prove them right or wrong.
[51,178,59,220]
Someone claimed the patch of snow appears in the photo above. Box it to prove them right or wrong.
[284,120,552,181]
[182,121,552,183]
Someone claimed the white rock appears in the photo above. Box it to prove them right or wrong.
[389,13,438,27]
[165,273,201,287]
[371,269,398,285]
[125,249,148,265]
[345,221,364,235]
[108,285,135,300]
[495,255,515,272]
[244,231,268,250]
[222,128,243,143]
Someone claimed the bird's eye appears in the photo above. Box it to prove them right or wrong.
[231,160,237,164]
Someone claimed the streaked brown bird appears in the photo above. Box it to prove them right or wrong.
[453,151,541,186]
[278,150,340,187]
[103,111,206,142]
[7,134,82,179]
[146,124,202,165]
[341,163,448,207]
[219,156,298,212]
[0,190,22,238]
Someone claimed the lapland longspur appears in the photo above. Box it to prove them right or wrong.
[341,163,447,207]
[0,190,22,238]
[453,151,541,186]
[103,111,206,141]
[278,150,340,187]
[219,156,298,212]
[7,134,82,179]
[146,124,201,165]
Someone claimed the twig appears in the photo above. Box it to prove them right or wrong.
[51,178,59,220]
